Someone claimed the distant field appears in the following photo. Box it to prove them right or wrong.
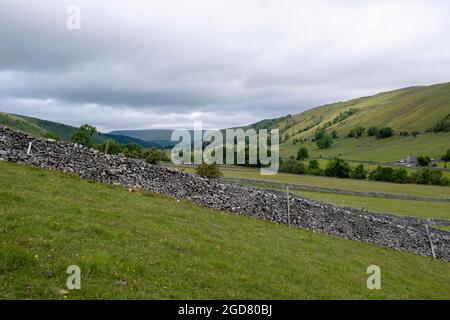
[0,161,449,299]
[178,166,450,199]
[281,132,450,163]
[306,159,450,179]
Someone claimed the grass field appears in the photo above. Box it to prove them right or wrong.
[1,161,449,299]
[170,165,450,199]
[280,132,450,163]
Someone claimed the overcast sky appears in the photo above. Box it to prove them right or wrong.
[1,0,449,132]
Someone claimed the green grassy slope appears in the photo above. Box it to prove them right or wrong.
[244,82,450,161]
[0,112,77,141]
[1,161,448,299]
[0,111,156,148]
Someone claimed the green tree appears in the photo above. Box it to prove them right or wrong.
[350,164,367,180]
[280,158,307,175]
[122,143,143,159]
[417,156,431,167]
[98,139,124,155]
[331,130,338,139]
[316,134,333,149]
[324,157,351,178]
[144,148,169,165]
[367,127,378,137]
[195,163,223,179]
[296,147,309,160]
[377,127,394,139]
[441,149,450,163]
[71,124,97,147]
[347,126,365,138]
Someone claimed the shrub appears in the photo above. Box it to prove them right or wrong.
[98,139,124,155]
[296,147,309,161]
[367,127,378,137]
[369,166,395,182]
[377,127,394,139]
[280,157,307,175]
[411,169,448,186]
[195,163,223,179]
[71,124,97,147]
[307,160,324,176]
[324,157,351,178]
[347,126,365,138]
[122,143,143,159]
[392,168,410,184]
[316,134,333,149]
[430,114,450,133]
[42,132,61,141]
[315,128,327,141]
[350,164,367,180]
[417,156,431,167]
[144,148,169,165]
[331,130,338,139]
[441,149,450,163]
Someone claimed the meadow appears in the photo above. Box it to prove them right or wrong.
[1,161,449,299]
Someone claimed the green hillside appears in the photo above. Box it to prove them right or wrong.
[0,112,157,148]
[0,112,77,141]
[246,82,450,162]
[0,161,449,299]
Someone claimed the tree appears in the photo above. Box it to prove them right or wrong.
[122,143,143,159]
[296,147,309,160]
[441,149,450,163]
[98,139,124,155]
[417,156,431,167]
[71,124,97,147]
[347,126,365,138]
[316,134,333,149]
[351,164,367,180]
[324,157,351,178]
[307,160,323,176]
[377,127,394,139]
[195,163,223,179]
[144,148,169,165]
[367,127,378,137]
[331,130,338,139]
[280,157,307,175]
[308,160,320,170]
[315,128,327,141]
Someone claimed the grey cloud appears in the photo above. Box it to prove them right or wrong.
[0,0,450,130]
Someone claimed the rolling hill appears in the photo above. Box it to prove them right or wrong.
[0,112,158,148]
[243,82,450,162]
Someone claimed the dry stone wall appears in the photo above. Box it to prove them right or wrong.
[1,125,449,261]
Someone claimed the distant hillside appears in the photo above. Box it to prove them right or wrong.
[109,129,205,148]
[242,82,450,162]
[0,112,158,148]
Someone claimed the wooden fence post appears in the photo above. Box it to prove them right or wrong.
[425,219,436,259]
[287,185,290,227]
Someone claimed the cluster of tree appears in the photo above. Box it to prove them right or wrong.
[348,126,394,139]
[331,108,359,124]
[369,166,448,186]
[314,128,334,149]
[427,114,450,133]
[323,158,367,179]
[280,155,449,186]
[70,124,169,165]
[281,156,367,179]
[347,126,365,138]
[399,131,420,137]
